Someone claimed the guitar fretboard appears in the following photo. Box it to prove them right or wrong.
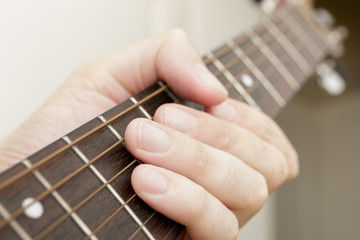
[0,6,327,240]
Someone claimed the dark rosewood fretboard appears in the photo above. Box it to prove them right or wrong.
[0,6,328,240]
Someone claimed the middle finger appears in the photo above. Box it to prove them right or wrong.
[125,118,268,221]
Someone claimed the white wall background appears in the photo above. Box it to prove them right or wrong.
[0,1,275,239]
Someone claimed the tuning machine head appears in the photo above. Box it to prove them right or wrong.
[316,60,346,96]
[314,8,348,58]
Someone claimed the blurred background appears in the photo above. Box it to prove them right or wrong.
[0,0,359,239]
[276,0,360,239]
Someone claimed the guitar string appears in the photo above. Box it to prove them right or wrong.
[0,14,317,233]
[0,10,321,236]
[33,160,138,240]
[80,9,326,239]
[0,44,308,234]
[0,7,315,194]
[0,85,169,191]
[11,48,314,238]
[128,212,157,240]
[84,194,137,240]
[78,9,326,239]
[0,38,288,231]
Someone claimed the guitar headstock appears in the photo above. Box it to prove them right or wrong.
[257,0,348,95]
[293,2,348,95]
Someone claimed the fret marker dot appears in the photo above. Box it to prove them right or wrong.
[241,74,254,88]
[22,198,44,219]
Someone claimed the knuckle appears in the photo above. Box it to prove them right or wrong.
[192,145,210,175]
[247,172,269,214]
[268,148,289,188]
[258,115,274,138]
[277,151,290,180]
[217,125,236,150]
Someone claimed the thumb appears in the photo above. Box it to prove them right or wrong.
[67,28,228,106]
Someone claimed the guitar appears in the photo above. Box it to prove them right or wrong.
[0,2,345,240]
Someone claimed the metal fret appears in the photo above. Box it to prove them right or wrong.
[157,81,179,103]
[264,20,311,75]
[279,9,322,60]
[62,136,155,240]
[227,39,286,107]
[22,159,96,240]
[128,212,156,240]
[97,116,122,141]
[246,29,300,91]
[130,97,152,120]
[0,203,31,240]
[205,52,259,107]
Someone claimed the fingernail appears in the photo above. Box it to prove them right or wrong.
[194,64,227,94]
[141,168,168,195]
[164,107,196,134]
[138,121,170,153]
[209,101,236,122]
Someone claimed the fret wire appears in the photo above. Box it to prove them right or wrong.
[0,33,306,232]
[157,81,180,103]
[275,11,321,61]
[85,194,137,240]
[282,6,323,59]
[207,35,275,79]
[207,41,253,78]
[245,29,300,91]
[203,5,294,68]
[128,212,157,240]
[34,159,138,240]
[0,138,125,230]
[289,7,327,50]
[0,203,31,240]
[262,19,311,75]
[22,159,97,240]
[203,34,249,65]
[63,136,154,239]
[1,55,281,231]
[276,24,319,66]
[0,85,168,192]
[206,52,258,107]
[0,6,324,237]
[130,97,152,120]
[98,115,123,140]
[95,115,155,239]
[226,39,286,107]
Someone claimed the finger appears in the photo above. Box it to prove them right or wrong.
[65,29,227,106]
[153,104,289,192]
[206,99,298,180]
[131,164,239,240]
[125,119,268,225]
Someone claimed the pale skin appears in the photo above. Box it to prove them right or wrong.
[0,29,298,239]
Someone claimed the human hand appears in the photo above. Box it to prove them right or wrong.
[0,29,298,239]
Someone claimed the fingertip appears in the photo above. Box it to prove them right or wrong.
[124,118,146,153]
[206,99,237,122]
[165,63,227,106]
[192,63,228,103]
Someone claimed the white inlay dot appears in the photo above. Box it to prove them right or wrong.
[22,198,44,219]
[241,74,254,88]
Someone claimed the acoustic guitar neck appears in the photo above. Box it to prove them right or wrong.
[0,5,330,240]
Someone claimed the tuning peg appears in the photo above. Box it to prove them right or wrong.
[255,0,281,13]
[316,60,346,96]
[315,8,335,29]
